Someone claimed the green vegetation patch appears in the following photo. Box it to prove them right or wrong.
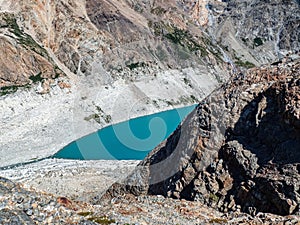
[165,100,173,106]
[132,3,143,13]
[78,211,94,217]
[54,65,63,79]
[183,77,192,87]
[84,114,101,123]
[126,61,146,70]
[104,115,112,123]
[84,106,112,124]
[148,21,208,57]
[29,72,44,83]
[234,59,255,68]
[164,27,187,44]
[209,193,219,202]
[159,95,197,106]
[87,216,116,224]
[164,26,208,56]
[2,14,50,59]
[0,85,19,96]
[241,37,248,44]
[253,37,263,47]
[0,14,65,96]
[152,100,160,108]
[190,95,198,102]
[150,6,166,16]
[0,83,31,96]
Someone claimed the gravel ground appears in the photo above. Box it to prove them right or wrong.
[0,159,139,203]
[0,177,96,224]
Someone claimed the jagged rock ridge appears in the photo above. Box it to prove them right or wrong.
[104,59,300,216]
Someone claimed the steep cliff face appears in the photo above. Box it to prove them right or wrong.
[1,0,298,96]
[104,59,300,216]
[181,0,300,65]
[4,0,298,88]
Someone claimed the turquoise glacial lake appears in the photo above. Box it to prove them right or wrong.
[53,104,197,160]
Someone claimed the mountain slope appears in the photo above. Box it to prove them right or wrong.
[0,0,228,166]
[0,0,299,166]
[184,0,300,65]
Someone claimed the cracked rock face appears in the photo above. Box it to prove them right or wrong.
[104,59,300,216]
[12,0,230,81]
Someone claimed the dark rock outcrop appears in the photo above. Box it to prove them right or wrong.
[104,59,300,216]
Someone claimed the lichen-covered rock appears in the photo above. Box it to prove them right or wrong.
[104,59,300,216]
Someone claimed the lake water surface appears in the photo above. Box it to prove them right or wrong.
[53,104,197,160]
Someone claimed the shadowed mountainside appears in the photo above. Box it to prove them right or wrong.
[104,59,300,216]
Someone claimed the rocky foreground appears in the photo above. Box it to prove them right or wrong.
[0,177,95,224]
[1,176,300,225]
